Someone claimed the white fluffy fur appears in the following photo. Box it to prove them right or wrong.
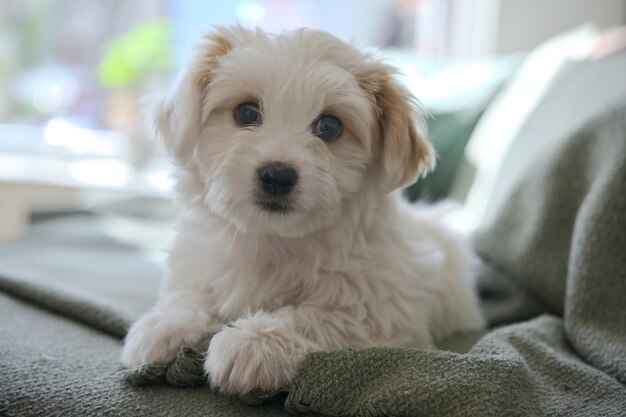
[121,26,485,395]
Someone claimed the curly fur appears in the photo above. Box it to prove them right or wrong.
[121,26,484,395]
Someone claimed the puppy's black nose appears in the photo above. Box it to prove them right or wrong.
[258,162,298,196]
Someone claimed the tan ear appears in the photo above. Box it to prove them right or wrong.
[152,28,238,165]
[358,64,435,191]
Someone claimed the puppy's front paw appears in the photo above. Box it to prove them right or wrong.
[121,310,211,368]
[204,312,312,395]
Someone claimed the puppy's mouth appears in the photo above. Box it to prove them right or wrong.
[255,199,295,214]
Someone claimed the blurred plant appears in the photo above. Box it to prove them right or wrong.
[98,20,173,168]
[98,20,172,89]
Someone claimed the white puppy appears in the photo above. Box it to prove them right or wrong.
[122,26,484,395]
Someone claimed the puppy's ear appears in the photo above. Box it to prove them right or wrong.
[357,63,435,192]
[152,28,239,165]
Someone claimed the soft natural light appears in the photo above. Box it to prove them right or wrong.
[43,118,123,157]
[236,1,267,25]
[146,169,174,192]
[67,159,131,187]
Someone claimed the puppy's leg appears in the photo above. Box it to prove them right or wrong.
[205,305,385,394]
[121,287,218,368]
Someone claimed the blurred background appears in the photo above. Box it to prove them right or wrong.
[1,0,626,247]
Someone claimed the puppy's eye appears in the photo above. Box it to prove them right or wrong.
[313,115,342,141]
[234,102,261,126]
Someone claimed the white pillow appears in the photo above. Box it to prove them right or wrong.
[449,24,598,234]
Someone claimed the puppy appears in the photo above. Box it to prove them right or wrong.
[122,26,484,395]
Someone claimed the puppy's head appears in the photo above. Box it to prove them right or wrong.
[155,27,434,237]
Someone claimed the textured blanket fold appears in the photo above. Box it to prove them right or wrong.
[285,316,625,416]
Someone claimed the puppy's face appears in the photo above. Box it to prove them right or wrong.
[155,27,434,237]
